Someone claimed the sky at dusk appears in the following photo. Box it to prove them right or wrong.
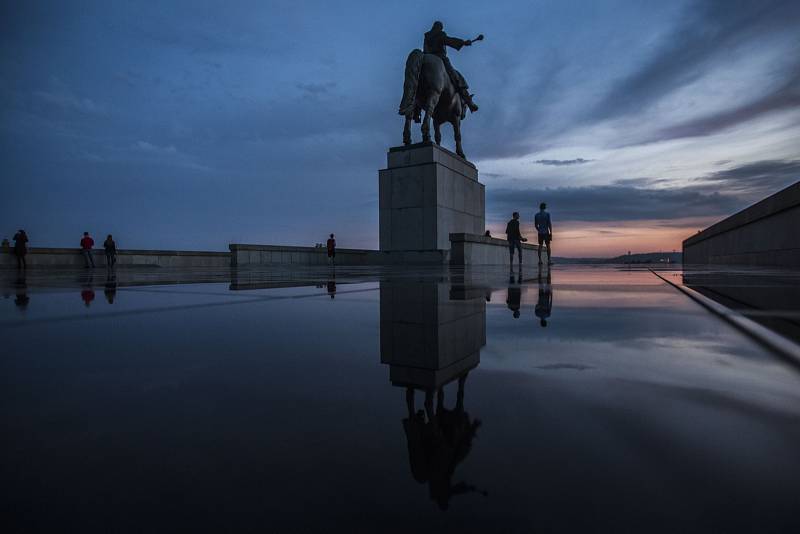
[1,0,799,256]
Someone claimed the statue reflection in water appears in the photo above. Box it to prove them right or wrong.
[380,280,488,509]
[403,374,485,509]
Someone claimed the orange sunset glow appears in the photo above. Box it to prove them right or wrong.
[487,217,718,257]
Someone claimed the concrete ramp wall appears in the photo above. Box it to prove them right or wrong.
[683,181,800,267]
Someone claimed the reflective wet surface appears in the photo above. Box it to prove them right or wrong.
[2,265,800,532]
[680,266,800,344]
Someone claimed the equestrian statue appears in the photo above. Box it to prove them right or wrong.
[398,21,483,159]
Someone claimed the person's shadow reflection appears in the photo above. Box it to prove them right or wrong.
[327,279,336,299]
[535,265,552,327]
[14,272,29,311]
[79,272,95,308]
[506,270,522,318]
[403,373,486,510]
[104,271,117,304]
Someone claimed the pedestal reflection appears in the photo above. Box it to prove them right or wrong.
[380,280,487,509]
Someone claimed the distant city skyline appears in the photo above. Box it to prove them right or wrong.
[2,0,798,256]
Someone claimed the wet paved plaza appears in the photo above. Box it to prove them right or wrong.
[2,265,800,532]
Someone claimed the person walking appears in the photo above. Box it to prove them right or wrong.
[80,232,95,268]
[13,229,28,270]
[534,203,553,265]
[103,234,117,268]
[505,212,526,269]
[326,233,336,265]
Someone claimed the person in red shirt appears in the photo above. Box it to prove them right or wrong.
[326,233,336,265]
[80,232,95,268]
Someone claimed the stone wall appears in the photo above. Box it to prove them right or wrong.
[1,247,230,268]
[229,243,449,266]
[683,181,800,267]
[449,233,543,266]
[4,234,546,269]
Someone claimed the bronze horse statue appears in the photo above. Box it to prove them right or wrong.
[399,50,467,158]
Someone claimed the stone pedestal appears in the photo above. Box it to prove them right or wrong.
[379,142,485,252]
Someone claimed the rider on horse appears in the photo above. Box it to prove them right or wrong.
[423,21,479,113]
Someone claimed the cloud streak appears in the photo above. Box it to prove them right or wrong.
[534,158,593,166]
[487,159,799,223]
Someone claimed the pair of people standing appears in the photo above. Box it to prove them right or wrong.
[80,232,117,268]
[505,204,553,267]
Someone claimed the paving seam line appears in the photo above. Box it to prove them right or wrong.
[649,269,800,367]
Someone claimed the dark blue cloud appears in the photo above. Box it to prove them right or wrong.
[487,160,800,223]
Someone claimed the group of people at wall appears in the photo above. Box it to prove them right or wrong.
[7,231,337,269]
[78,232,117,268]
[5,230,118,269]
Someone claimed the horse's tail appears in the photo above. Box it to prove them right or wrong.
[398,49,423,117]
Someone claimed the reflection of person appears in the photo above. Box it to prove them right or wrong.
[80,272,95,307]
[14,273,29,310]
[327,280,336,299]
[534,203,553,265]
[104,272,117,304]
[13,229,28,269]
[81,288,95,307]
[506,276,521,319]
[535,265,552,327]
[402,374,485,510]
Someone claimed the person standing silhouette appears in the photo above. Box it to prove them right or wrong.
[13,229,28,269]
[326,233,336,265]
[103,234,117,268]
[534,203,553,265]
[80,232,95,268]
[505,212,526,270]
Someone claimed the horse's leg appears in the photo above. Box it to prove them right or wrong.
[434,120,442,145]
[403,115,412,145]
[453,116,465,158]
[421,92,440,143]
[421,109,431,142]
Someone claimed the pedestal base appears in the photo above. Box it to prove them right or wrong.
[379,142,485,252]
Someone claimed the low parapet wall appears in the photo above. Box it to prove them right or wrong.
[229,244,449,266]
[449,233,542,266]
[3,237,547,269]
[1,247,230,268]
[683,181,800,267]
